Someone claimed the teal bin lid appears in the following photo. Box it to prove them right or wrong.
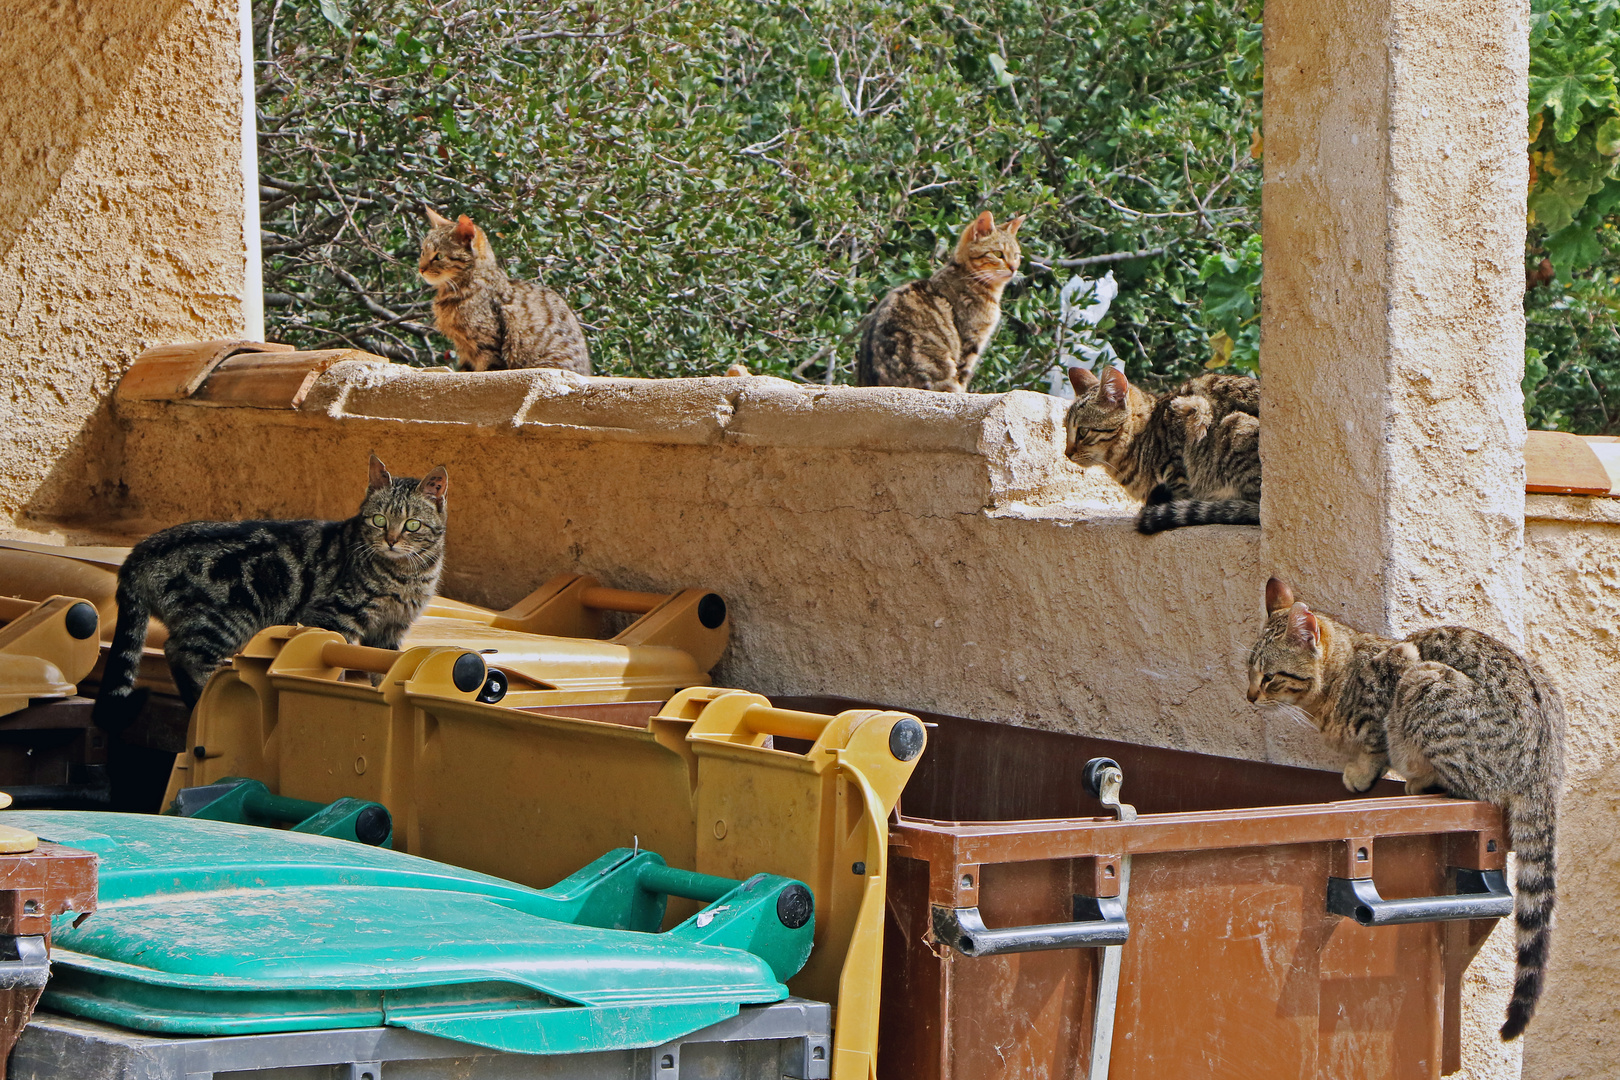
[11,812,815,1056]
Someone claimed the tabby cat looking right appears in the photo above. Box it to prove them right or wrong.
[92,454,448,722]
[1248,577,1564,1041]
[1064,365,1260,533]
[856,211,1024,392]
[419,207,591,375]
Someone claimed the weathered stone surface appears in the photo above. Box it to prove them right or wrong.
[0,0,248,525]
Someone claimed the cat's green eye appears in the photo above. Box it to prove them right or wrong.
[404,519,423,533]
[371,514,387,528]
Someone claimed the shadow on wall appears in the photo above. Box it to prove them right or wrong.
[0,0,191,263]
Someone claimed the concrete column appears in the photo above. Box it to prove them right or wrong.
[1260,0,1529,1075]
[1259,0,1528,641]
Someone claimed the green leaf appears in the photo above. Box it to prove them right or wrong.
[1599,116,1620,155]
[987,52,1014,87]
[318,0,347,30]
[1546,211,1605,280]
[1530,42,1619,143]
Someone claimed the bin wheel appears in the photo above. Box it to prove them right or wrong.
[477,669,509,705]
[1081,757,1121,800]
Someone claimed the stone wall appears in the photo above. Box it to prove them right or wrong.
[0,0,248,525]
[41,366,1610,1076]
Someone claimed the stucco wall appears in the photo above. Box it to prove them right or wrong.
[1519,497,1620,1080]
[49,367,1612,1076]
[1260,0,1529,644]
[0,0,247,525]
[84,368,1295,764]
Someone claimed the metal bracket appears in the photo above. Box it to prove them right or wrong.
[1327,868,1514,926]
[1083,758,1136,1080]
[345,1063,382,1080]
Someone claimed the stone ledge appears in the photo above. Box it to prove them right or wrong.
[1525,493,1620,525]
[120,363,1132,513]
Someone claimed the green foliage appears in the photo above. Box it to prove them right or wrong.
[1196,234,1260,373]
[255,0,1260,390]
[1528,0,1620,275]
[1524,0,1620,433]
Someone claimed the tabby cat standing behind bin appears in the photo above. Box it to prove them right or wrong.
[92,454,448,721]
[1246,577,1564,1040]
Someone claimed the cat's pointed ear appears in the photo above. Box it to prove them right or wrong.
[1265,576,1295,615]
[970,210,996,238]
[454,214,477,245]
[424,206,452,228]
[1005,213,1026,235]
[417,466,449,511]
[1286,602,1321,650]
[368,454,392,492]
[1097,365,1129,408]
[1068,365,1099,395]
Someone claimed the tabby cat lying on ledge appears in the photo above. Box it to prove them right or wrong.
[1064,365,1260,533]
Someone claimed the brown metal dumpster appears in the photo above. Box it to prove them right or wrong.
[776,698,1508,1080]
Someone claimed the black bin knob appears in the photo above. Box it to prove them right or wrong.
[354,804,392,846]
[1081,757,1121,800]
[477,668,509,704]
[451,652,487,694]
[775,883,814,929]
[64,602,99,640]
[888,717,926,762]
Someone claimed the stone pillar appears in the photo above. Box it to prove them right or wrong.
[1259,0,1528,640]
[1260,0,1529,1075]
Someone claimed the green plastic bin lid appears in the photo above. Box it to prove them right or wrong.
[10,812,815,1056]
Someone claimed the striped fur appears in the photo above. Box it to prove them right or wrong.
[1247,579,1564,1040]
[91,456,447,725]
[856,211,1023,392]
[420,207,590,374]
[1137,496,1260,533]
[1063,367,1259,533]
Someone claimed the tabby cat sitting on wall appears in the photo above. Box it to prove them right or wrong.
[91,454,448,724]
[1064,365,1260,533]
[419,207,591,374]
[1248,578,1563,1041]
[856,211,1024,392]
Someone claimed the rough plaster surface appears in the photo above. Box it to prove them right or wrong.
[1518,498,1620,1080]
[1261,2,1530,1074]
[0,0,247,525]
[82,369,1297,765]
[20,373,1615,1075]
[1260,0,1529,643]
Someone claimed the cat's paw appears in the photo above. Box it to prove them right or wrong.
[1342,758,1385,793]
[1404,776,1450,796]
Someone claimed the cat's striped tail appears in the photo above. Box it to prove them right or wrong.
[1501,792,1558,1040]
[90,578,151,732]
[1136,498,1259,534]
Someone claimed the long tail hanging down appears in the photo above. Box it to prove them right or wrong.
[1500,794,1557,1041]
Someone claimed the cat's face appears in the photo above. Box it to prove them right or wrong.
[359,454,449,566]
[1063,365,1133,464]
[1246,577,1327,717]
[419,208,483,286]
[954,211,1023,289]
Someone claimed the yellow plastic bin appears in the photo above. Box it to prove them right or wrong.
[172,629,924,1080]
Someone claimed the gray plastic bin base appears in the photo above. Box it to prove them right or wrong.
[10,999,833,1080]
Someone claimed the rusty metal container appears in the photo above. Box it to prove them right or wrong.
[776,699,1508,1080]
